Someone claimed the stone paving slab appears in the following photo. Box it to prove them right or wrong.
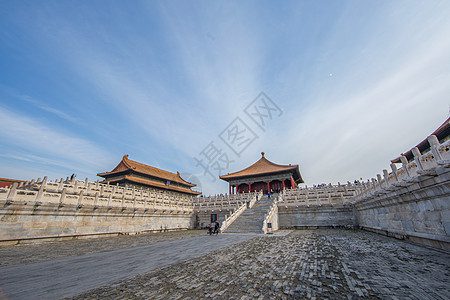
[0,230,205,268]
[67,229,449,300]
[0,233,259,300]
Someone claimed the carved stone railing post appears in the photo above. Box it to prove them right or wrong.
[383,169,390,186]
[86,182,91,195]
[371,178,377,191]
[58,179,64,192]
[428,135,443,161]
[73,181,78,194]
[59,188,66,206]
[94,191,99,207]
[35,176,47,203]
[78,190,84,207]
[390,163,399,181]
[377,174,383,188]
[6,182,18,201]
[400,155,410,177]
[412,147,424,170]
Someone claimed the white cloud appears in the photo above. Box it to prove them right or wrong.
[18,94,78,123]
[2,1,450,194]
[0,106,114,176]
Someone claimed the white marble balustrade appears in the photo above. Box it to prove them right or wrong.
[0,177,195,213]
[353,135,450,202]
[280,183,359,207]
[193,192,257,212]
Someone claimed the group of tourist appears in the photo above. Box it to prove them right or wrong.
[208,221,220,235]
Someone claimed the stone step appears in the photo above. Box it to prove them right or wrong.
[224,196,276,233]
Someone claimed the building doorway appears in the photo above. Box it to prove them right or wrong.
[211,214,218,223]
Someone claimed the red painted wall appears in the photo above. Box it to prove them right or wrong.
[0,179,25,188]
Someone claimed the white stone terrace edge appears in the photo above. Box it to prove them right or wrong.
[280,184,357,207]
[0,177,195,213]
[353,135,450,203]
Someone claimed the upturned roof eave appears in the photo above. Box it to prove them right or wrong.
[220,167,302,182]
[97,155,196,187]
[97,169,196,188]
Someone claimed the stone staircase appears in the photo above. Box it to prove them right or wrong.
[224,194,275,233]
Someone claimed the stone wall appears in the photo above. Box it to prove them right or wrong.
[0,201,194,245]
[278,204,356,229]
[0,178,195,244]
[195,210,233,229]
[354,169,449,251]
[352,135,450,251]
[276,183,358,229]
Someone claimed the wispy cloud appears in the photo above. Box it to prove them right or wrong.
[266,1,450,185]
[1,1,449,194]
[11,1,266,159]
[17,94,78,123]
[0,106,114,177]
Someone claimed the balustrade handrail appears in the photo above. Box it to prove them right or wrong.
[248,190,262,208]
[262,192,282,234]
[2,136,448,211]
[278,136,449,206]
[220,190,262,233]
[352,135,450,203]
[0,177,195,212]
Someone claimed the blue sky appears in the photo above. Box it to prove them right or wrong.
[1,0,449,195]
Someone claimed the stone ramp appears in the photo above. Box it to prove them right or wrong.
[224,195,275,233]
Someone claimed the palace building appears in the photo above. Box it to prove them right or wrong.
[219,152,304,194]
[0,178,25,189]
[97,155,201,196]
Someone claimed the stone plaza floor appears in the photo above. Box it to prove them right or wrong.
[0,229,448,299]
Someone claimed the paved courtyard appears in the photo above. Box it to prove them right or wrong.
[0,229,448,299]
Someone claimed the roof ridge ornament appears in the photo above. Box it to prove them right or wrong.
[261,152,265,157]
